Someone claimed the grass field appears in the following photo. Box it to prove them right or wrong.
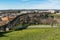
[0,28,60,40]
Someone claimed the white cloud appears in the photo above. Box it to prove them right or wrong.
[48,0,60,4]
[31,0,60,9]
[20,0,29,1]
[0,0,60,9]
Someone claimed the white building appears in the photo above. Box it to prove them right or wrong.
[48,10,55,13]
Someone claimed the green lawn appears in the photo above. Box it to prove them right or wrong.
[0,28,60,40]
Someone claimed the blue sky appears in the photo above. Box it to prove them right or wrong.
[0,0,60,9]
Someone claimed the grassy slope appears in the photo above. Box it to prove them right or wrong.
[0,28,60,40]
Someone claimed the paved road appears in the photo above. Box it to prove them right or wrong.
[27,25,58,28]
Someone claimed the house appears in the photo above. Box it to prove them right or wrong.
[48,10,55,13]
[1,16,9,22]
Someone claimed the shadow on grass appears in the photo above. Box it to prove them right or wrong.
[0,26,28,37]
[0,32,6,37]
[0,31,12,37]
[15,25,29,31]
[0,24,31,37]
